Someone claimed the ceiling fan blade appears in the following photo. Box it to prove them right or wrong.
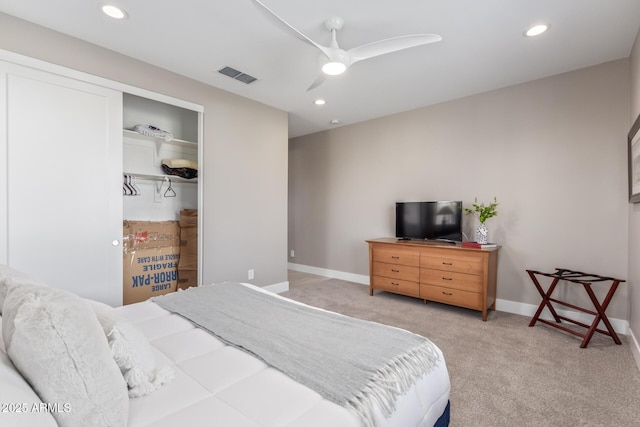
[306,73,326,91]
[251,0,332,59]
[348,34,442,65]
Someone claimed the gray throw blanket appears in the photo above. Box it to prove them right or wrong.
[152,283,440,427]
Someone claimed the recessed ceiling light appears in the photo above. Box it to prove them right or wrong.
[329,119,341,125]
[525,24,548,37]
[101,4,128,20]
[314,99,326,106]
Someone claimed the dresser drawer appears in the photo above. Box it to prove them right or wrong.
[373,276,420,297]
[421,268,482,293]
[373,261,419,282]
[420,252,483,274]
[373,247,419,267]
[420,284,482,310]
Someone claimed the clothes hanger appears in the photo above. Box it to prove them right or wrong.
[164,179,176,197]
[129,175,141,196]
[123,174,134,196]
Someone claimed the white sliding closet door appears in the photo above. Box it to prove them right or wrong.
[0,61,123,306]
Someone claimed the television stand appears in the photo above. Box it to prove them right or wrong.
[368,238,499,321]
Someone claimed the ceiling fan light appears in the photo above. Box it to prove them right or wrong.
[322,61,347,76]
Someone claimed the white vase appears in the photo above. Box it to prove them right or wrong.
[476,223,488,244]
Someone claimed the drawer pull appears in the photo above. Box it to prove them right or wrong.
[391,269,400,273]
[442,262,453,266]
[442,277,452,281]
[442,291,453,296]
[391,256,400,259]
[391,282,400,286]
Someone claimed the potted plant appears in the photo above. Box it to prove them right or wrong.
[464,197,498,244]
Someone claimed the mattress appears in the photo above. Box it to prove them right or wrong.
[116,283,451,427]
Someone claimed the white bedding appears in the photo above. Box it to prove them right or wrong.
[0,282,450,427]
[117,283,451,427]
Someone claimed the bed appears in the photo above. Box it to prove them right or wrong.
[0,265,450,427]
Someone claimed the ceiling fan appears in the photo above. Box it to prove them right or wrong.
[252,0,442,90]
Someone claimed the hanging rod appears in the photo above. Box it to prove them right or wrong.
[123,172,198,184]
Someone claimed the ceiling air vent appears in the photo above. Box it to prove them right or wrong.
[218,66,257,84]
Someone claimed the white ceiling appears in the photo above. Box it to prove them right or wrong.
[1,1,640,138]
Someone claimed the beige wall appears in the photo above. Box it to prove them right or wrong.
[0,13,289,288]
[629,28,640,360]
[289,59,631,320]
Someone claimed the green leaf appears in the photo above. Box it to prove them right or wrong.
[464,197,498,223]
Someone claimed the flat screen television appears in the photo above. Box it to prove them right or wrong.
[395,201,463,242]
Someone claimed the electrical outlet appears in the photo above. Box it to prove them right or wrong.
[290,250,295,258]
[248,269,254,280]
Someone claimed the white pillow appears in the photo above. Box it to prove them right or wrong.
[0,264,46,315]
[3,285,129,427]
[89,300,174,397]
[0,349,58,427]
[1,281,50,350]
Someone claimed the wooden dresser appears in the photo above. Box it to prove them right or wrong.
[367,238,499,321]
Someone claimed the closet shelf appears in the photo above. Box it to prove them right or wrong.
[123,129,197,148]
[124,172,198,184]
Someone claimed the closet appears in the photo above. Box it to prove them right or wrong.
[0,52,203,307]
[121,93,201,304]
[122,93,199,219]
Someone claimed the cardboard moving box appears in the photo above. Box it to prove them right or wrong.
[178,226,197,269]
[123,220,180,250]
[179,209,198,227]
[177,268,198,290]
[178,209,198,271]
[123,220,180,305]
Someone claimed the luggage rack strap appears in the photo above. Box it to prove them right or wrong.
[528,268,625,285]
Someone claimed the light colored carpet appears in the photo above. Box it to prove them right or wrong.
[283,271,640,427]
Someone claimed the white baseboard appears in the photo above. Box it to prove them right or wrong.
[264,281,289,294]
[495,298,628,335]
[288,263,369,285]
[288,263,629,335]
[630,327,640,371]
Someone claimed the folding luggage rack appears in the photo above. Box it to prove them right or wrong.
[526,268,625,348]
